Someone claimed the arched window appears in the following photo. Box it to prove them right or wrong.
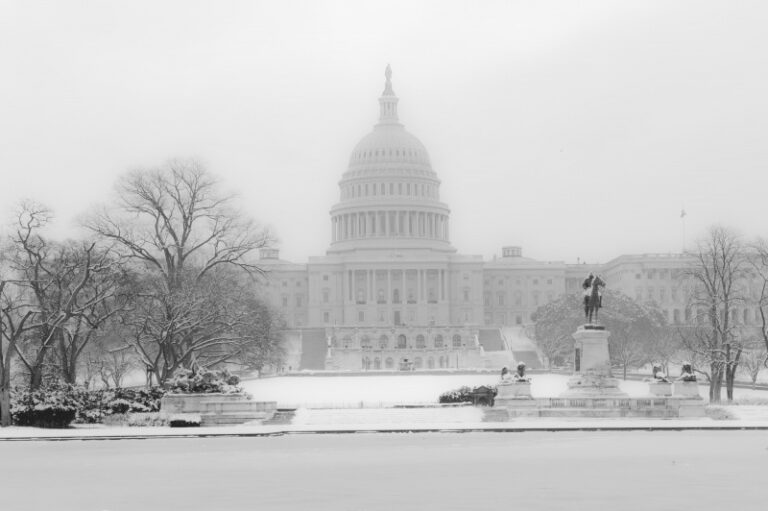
[452,334,462,348]
[415,334,425,349]
[379,334,389,349]
[361,335,371,350]
[427,357,435,369]
[393,288,400,304]
[397,334,407,349]
[342,335,352,349]
[385,357,394,369]
[377,289,385,304]
[414,357,423,369]
[330,336,338,348]
[439,356,446,368]
[362,357,371,370]
[374,357,381,370]
[434,334,444,348]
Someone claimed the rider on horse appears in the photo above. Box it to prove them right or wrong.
[583,273,605,323]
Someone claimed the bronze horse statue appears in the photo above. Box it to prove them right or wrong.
[585,275,605,324]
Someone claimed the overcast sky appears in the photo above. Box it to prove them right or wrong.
[2,0,767,264]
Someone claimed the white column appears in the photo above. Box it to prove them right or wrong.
[417,269,422,302]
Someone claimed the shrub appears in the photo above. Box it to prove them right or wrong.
[167,369,242,395]
[438,385,497,404]
[127,412,168,427]
[11,384,79,428]
[169,414,201,427]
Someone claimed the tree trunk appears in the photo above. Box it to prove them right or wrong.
[623,364,627,380]
[0,386,10,427]
[29,364,44,389]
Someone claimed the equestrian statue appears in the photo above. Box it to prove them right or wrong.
[582,272,606,324]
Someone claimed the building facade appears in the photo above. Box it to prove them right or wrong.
[259,67,719,372]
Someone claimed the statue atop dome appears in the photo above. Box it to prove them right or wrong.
[383,64,395,96]
[379,64,399,123]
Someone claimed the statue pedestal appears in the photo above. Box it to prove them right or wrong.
[561,325,627,397]
[648,381,673,397]
[496,381,532,399]
[673,381,702,398]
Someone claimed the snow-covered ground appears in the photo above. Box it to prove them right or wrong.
[241,373,768,408]
[1,432,765,510]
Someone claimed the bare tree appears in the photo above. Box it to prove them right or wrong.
[681,226,749,403]
[6,203,125,388]
[749,238,768,357]
[739,340,767,389]
[0,280,36,426]
[85,159,275,383]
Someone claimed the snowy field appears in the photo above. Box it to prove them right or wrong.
[1,432,765,510]
[241,373,768,408]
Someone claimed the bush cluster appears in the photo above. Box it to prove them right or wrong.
[166,369,242,394]
[11,383,79,428]
[10,384,167,428]
[438,385,497,404]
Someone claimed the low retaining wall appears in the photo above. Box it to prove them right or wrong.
[160,393,277,426]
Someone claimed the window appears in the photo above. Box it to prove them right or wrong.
[414,357,423,369]
[393,289,400,304]
[379,335,389,349]
[484,293,491,306]
[463,289,470,302]
[416,334,425,349]
[358,311,365,322]
[547,278,553,285]
[295,295,302,307]
[361,335,371,350]
[282,281,288,287]
[342,335,352,349]
[385,357,394,369]
[427,357,435,369]
[497,293,504,306]
[452,334,462,348]
[397,334,407,349]
[323,312,330,323]
[322,290,329,304]
[533,279,539,285]
[323,275,329,281]
[377,289,385,304]
[434,334,444,348]
[374,357,381,370]
[282,296,288,307]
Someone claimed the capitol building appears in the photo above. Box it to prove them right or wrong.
[259,67,699,372]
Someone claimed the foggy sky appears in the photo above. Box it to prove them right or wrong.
[2,0,767,264]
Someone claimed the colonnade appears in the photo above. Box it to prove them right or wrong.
[332,210,449,242]
[344,268,447,304]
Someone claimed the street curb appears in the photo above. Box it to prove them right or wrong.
[3,423,768,441]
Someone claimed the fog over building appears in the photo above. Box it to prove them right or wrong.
[258,67,704,372]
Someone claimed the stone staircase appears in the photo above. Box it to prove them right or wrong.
[262,409,297,425]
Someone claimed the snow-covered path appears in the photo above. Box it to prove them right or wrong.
[1,431,765,510]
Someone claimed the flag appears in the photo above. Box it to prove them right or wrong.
[680,209,686,218]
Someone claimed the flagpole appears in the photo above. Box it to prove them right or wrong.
[680,207,687,253]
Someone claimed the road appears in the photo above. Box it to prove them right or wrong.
[1,431,766,510]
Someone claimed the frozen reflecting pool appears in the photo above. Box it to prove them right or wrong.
[1,431,766,510]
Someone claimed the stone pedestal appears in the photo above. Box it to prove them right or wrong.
[561,325,627,397]
[648,381,673,397]
[497,381,532,399]
[673,381,702,398]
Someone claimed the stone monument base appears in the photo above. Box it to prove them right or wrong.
[561,372,628,397]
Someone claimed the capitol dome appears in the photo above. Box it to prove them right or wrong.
[328,66,453,254]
